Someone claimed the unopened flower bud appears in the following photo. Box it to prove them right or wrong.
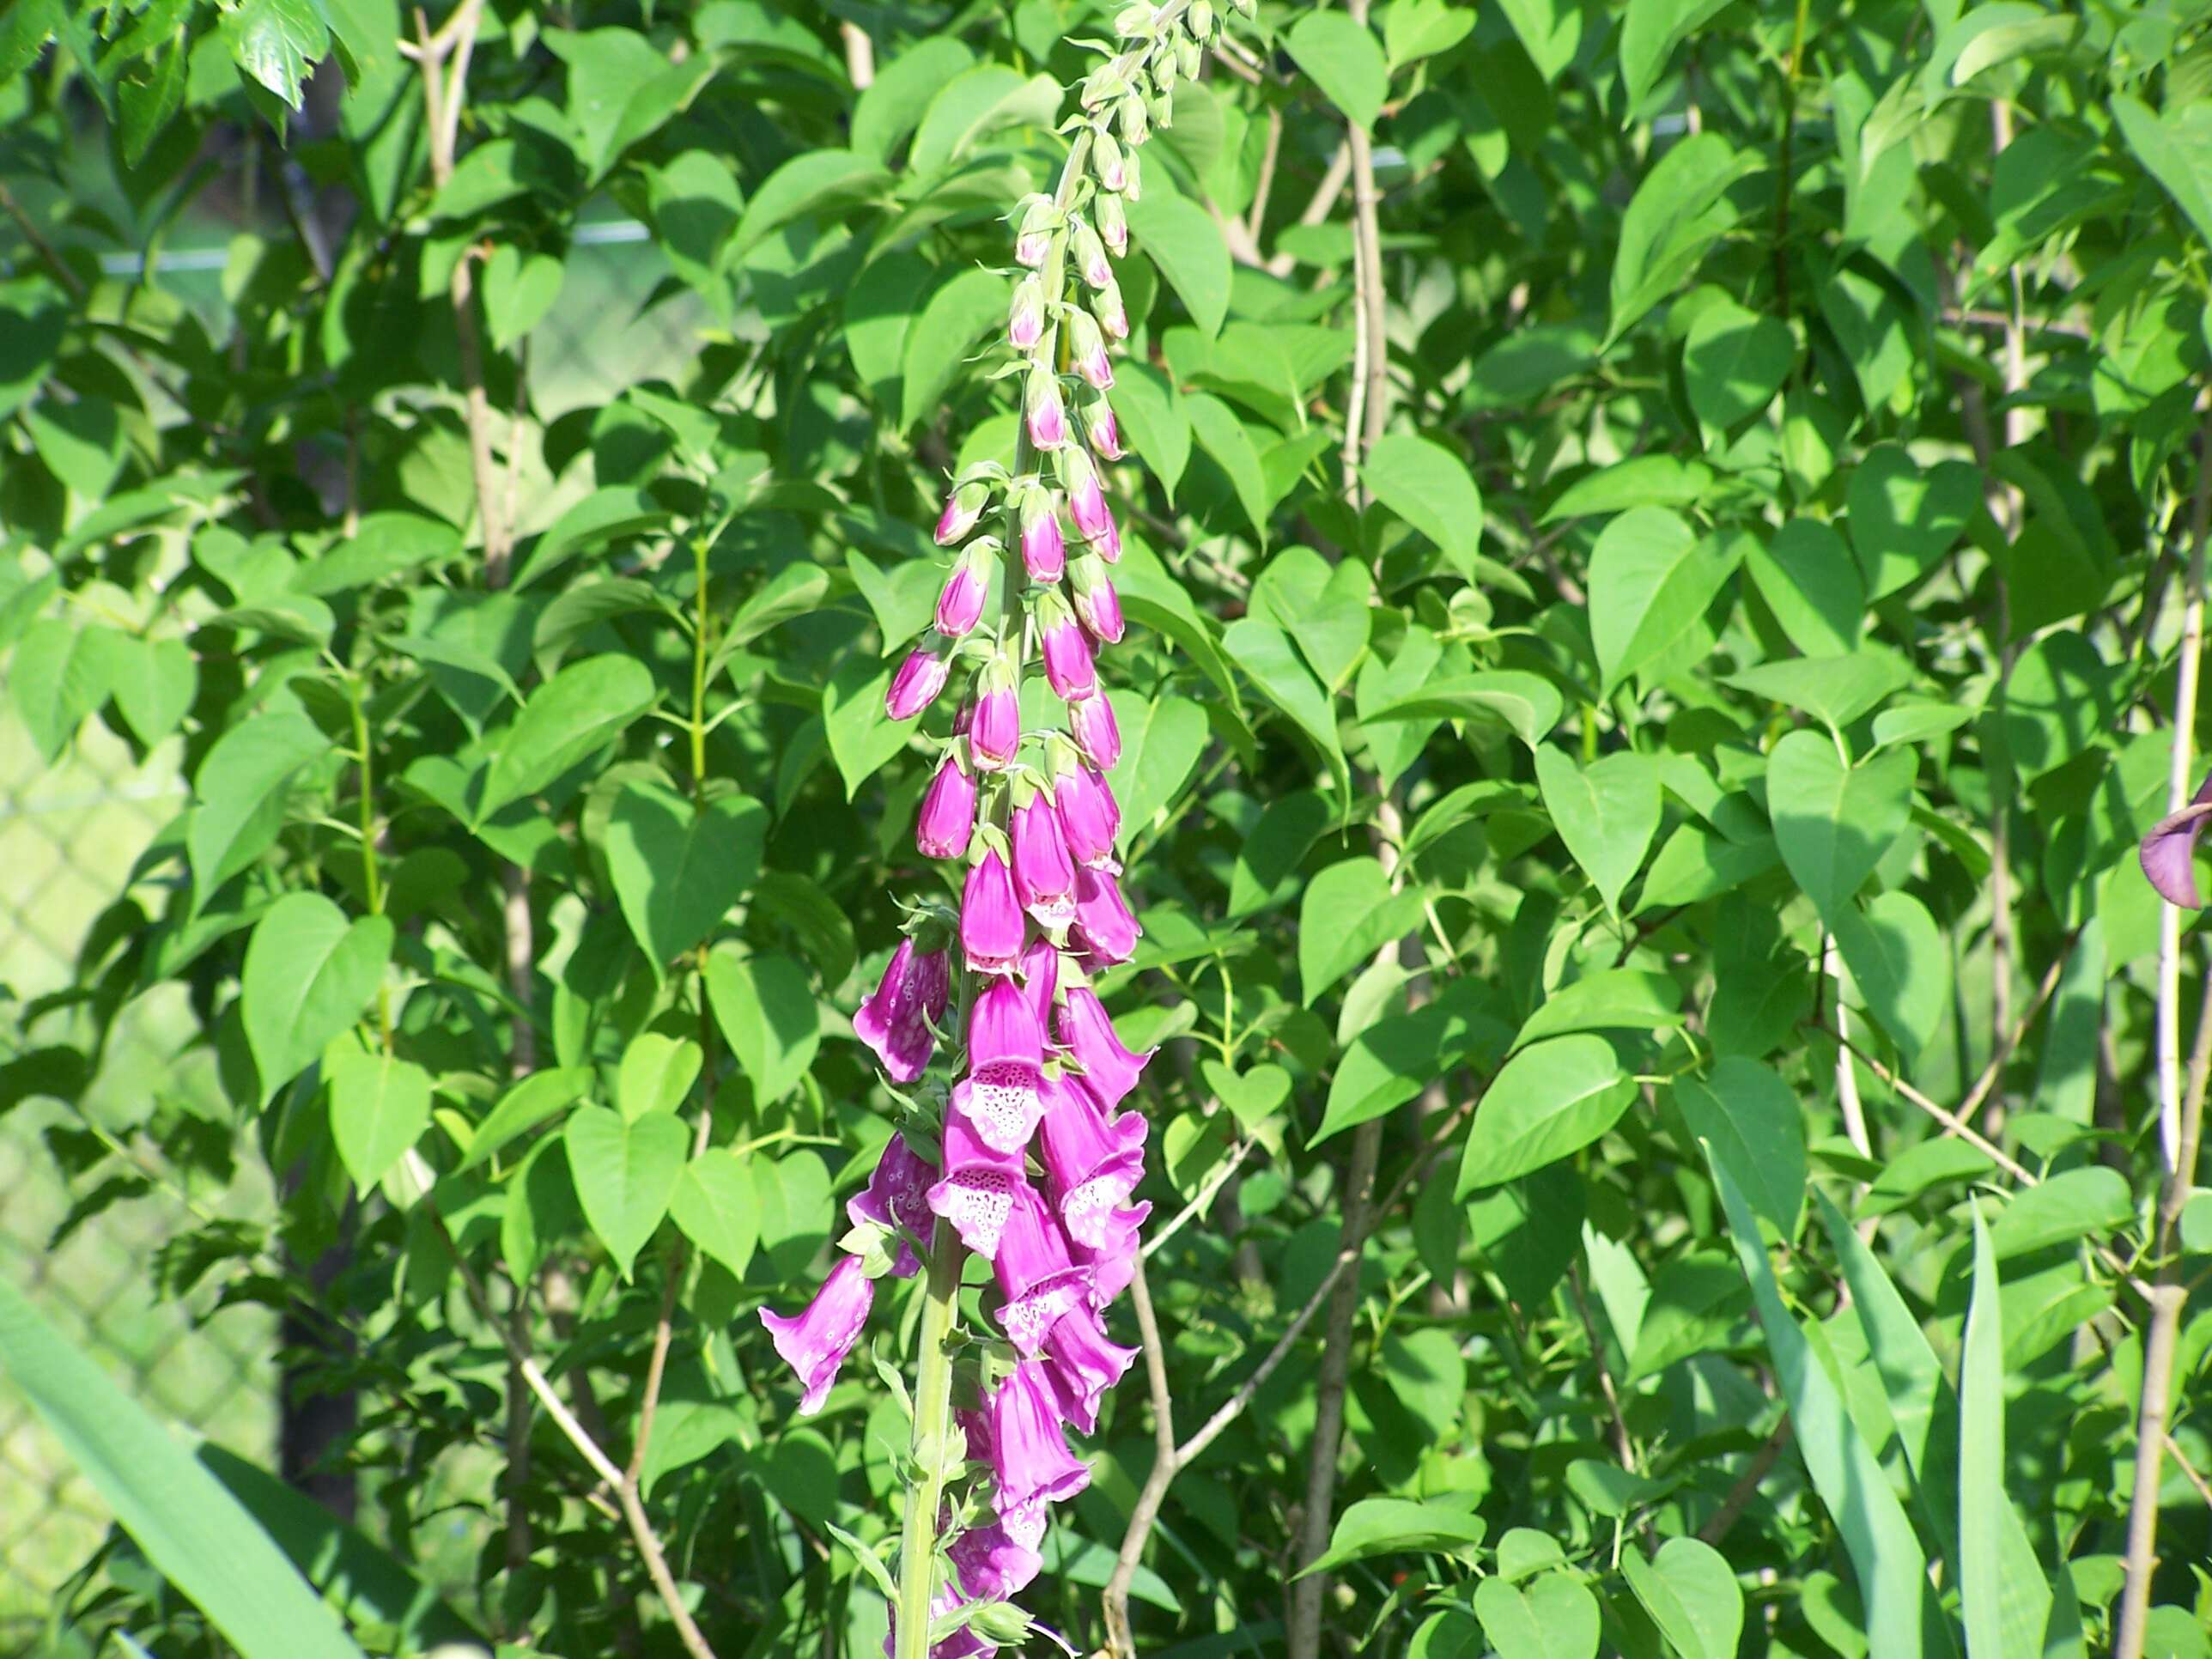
[969,1602,1037,1646]
[1178,33,1202,80]
[1018,484,1066,583]
[1069,309,1113,391]
[1073,221,1113,290]
[1015,197,1056,267]
[1228,0,1253,18]
[1124,149,1143,202]
[1008,275,1045,351]
[1063,447,1114,548]
[1155,48,1177,92]
[1113,3,1152,36]
[1079,387,1123,460]
[1071,552,1125,644]
[1096,191,1128,257]
[917,751,978,860]
[887,646,951,720]
[1121,93,1152,145]
[1095,280,1130,341]
[1093,130,1127,194]
[1025,365,1067,450]
[1067,685,1121,769]
[1036,590,1097,701]
[969,657,1021,771]
[1191,0,1216,36]
[935,538,998,638]
[936,477,992,546]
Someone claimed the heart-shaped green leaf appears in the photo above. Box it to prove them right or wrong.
[604,781,768,966]
[1765,730,1914,924]
[327,1048,431,1188]
[563,1104,687,1277]
[1534,747,1662,918]
[706,949,820,1104]
[241,893,392,1104]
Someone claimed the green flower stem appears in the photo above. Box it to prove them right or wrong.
[894,1218,965,1659]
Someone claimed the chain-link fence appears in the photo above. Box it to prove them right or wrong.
[0,230,702,1647]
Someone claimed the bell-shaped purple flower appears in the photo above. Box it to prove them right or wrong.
[1018,484,1065,583]
[2142,771,2212,908]
[1025,365,1067,451]
[848,1133,935,1277]
[987,1360,1091,1513]
[1012,792,1078,927]
[1096,280,1129,342]
[969,660,1021,771]
[885,1587,990,1659]
[1038,594,1097,702]
[758,1255,874,1415]
[936,477,992,547]
[1066,688,1121,770]
[1013,197,1054,268]
[1042,1304,1138,1434]
[1073,865,1139,965]
[854,937,952,1084]
[1055,986,1153,1109]
[916,751,977,861]
[927,1109,1027,1257]
[1052,757,1121,868]
[994,1184,1093,1354]
[953,975,1047,1152]
[951,1505,1047,1601]
[1070,553,1125,644]
[1073,218,1113,289]
[1018,935,1060,1029]
[1096,191,1128,257]
[1037,1070,1146,1239]
[935,538,996,638]
[1070,1199,1150,1307]
[886,646,951,720]
[1008,275,1045,351]
[1079,388,1123,461]
[1068,309,1113,391]
[961,849,1025,974]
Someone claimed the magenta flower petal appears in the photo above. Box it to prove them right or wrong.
[1019,486,1066,583]
[1018,935,1060,1029]
[848,1133,936,1277]
[1025,367,1066,451]
[1066,690,1121,769]
[1070,554,1124,644]
[854,939,951,1084]
[1037,1070,1146,1224]
[1070,1200,1150,1307]
[1055,986,1153,1109]
[916,753,978,861]
[935,540,994,638]
[1053,760,1121,868]
[969,677,1021,771]
[935,479,989,547]
[886,647,951,720]
[1012,793,1078,927]
[758,1255,874,1414]
[1072,864,1140,965]
[987,1359,1091,1513]
[951,1514,1045,1601]
[994,1182,1093,1353]
[1040,608,1097,702]
[927,1114,1028,1257]
[1041,1304,1137,1435]
[961,850,1025,974]
[2141,772,2212,908]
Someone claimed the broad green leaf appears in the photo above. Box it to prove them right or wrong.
[1607,134,1756,346]
[1833,890,1948,1060]
[106,635,197,748]
[1187,392,1270,536]
[513,486,670,590]
[1621,1537,1744,1659]
[1621,0,1732,114]
[852,35,975,160]
[11,617,119,763]
[1285,11,1389,130]
[1112,362,1190,499]
[1383,0,1476,67]
[477,655,657,821]
[1714,1161,1954,1659]
[669,1149,759,1278]
[1683,297,1794,428]
[907,64,1059,175]
[617,1032,702,1122]
[1748,520,1863,657]
[1492,0,1583,81]
[1987,1167,2131,1261]
[1109,691,1208,843]
[1299,856,1425,1005]
[563,1104,687,1277]
[1472,1571,1601,1659]
[242,894,392,1103]
[1674,1058,1805,1238]
[705,949,820,1104]
[1468,1166,1583,1306]
[460,1068,592,1170]
[1321,985,1505,1144]
[0,1274,366,1659]
[1361,432,1486,580]
[1302,1497,1486,1577]
[1358,672,1562,749]
[1222,618,1349,805]
[1588,508,1742,694]
[1515,969,1683,1048]
[1725,649,1912,731]
[1765,730,1915,923]
[1844,447,1980,601]
[1534,747,1661,917]
[2110,97,2212,252]
[604,781,768,966]
[1626,1253,1748,1382]
[1960,1204,2052,1659]
[1229,788,1332,917]
[901,266,1010,432]
[185,710,333,901]
[1544,455,1714,522]
[726,149,888,266]
[25,394,125,500]
[482,245,563,353]
[822,652,913,798]
[223,0,325,107]
[1459,1035,1635,1194]
[326,1048,430,1187]
[752,1151,835,1277]
[1127,188,1231,339]
[2001,632,2118,782]
[845,546,939,649]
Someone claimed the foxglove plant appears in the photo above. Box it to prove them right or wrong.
[755,3,1247,1652]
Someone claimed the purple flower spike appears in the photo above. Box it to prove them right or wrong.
[988,1359,1092,1514]
[1012,793,1078,927]
[927,1109,1027,1257]
[758,1255,874,1415]
[1018,935,1060,1028]
[951,1508,1047,1601]
[917,752,978,861]
[848,1133,936,1276]
[1067,689,1121,770]
[1070,554,1124,645]
[961,850,1025,975]
[955,977,1048,1152]
[2141,771,2212,908]
[854,937,951,1084]
[1025,366,1067,451]
[1053,759,1121,868]
[1042,1304,1138,1435]
[1039,600,1097,702]
[994,1182,1094,1353]
[887,646,951,720]
[1073,864,1140,965]
[1019,486,1066,583]
[1055,987,1153,1108]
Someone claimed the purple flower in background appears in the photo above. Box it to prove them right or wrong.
[1041,1304,1138,1434]
[916,752,978,860]
[1053,759,1121,868]
[961,850,1025,974]
[849,1133,935,1276]
[1073,865,1139,964]
[887,647,951,720]
[759,1255,874,1414]
[1012,793,1078,927]
[1019,484,1066,582]
[2141,770,2212,908]
[1066,689,1121,769]
[1055,986,1152,1108]
[1070,554,1124,644]
[987,1360,1092,1514]
[994,1182,1093,1353]
[854,937,951,1084]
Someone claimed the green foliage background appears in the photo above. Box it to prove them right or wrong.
[3,0,2211,1655]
